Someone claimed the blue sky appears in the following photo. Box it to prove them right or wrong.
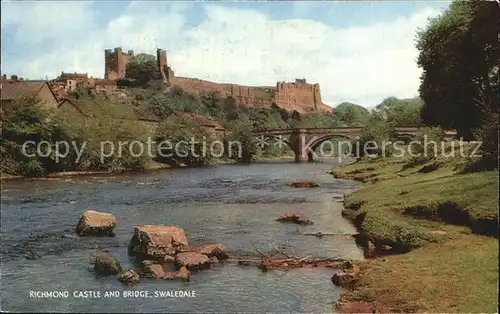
[1,1,450,107]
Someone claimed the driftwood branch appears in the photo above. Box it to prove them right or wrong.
[242,242,344,270]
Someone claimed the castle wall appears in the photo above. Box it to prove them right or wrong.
[170,77,274,108]
[102,47,332,113]
[274,80,331,113]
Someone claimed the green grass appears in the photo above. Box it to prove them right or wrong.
[340,233,498,312]
[72,98,141,120]
[253,88,275,101]
[333,151,499,312]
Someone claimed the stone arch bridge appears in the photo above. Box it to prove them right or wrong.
[252,127,456,162]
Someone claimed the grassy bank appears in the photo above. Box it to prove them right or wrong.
[331,154,498,312]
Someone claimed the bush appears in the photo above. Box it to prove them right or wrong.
[0,98,77,176]
[225,122,259,163]
[154,118,212,167]
[405,126,445,166]
[73,118,150,172]
[355,116,396,158]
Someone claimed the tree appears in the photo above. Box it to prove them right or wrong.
[375,97,423,126]
[154,118,212,167]
[225,121,259,163]
[125,53,158,86]
[0,97,76,176]
[334,102,370,126]
[416,0,499,139]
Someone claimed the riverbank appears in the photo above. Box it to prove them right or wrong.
[331,155,499,312]
[0,158,241,182]
[0,155,306,182]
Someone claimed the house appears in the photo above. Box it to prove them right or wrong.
[1,80,59,109]
[94,80,118,93]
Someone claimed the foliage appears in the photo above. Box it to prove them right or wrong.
[145,87,209,119]
[154,118,213,167]
[464,109,499,172]
[0,97,77,176]
[334,102,370,126]
[416,0,499,139]
[375,97,423,126]
[355,115,396,158]
[73,118,150,172]
[224,121,259,163]
[200,91,226,122]
[294,112,342,128]
[125,53,159,86]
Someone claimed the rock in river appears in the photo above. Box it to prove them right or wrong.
[277,212,313,225]
[141,260,191,281]
[118,269,140,285]
[191,243,229,261]
[76,210,116,237]
[141,260,166,279]
[91,252,122,275]
[175,252,211,270]
[128,225,189,260]
[289,181,319,188]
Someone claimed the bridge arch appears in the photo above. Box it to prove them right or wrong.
[261,134,294,153]
[306,134,355,162]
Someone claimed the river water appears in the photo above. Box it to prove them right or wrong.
[1,160,362,312]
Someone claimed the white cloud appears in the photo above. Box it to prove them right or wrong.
[1,1,442,107]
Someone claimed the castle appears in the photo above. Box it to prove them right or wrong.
[104,47,174,83]
[104,47,332,113]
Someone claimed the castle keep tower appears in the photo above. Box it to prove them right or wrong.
[156,48,174,84]
[104,47,134,80]
[274,78,324,111]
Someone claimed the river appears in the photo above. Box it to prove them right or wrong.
[1,159,362,312]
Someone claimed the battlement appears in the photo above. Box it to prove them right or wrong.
[104,47,135,80]
[101,46,330,113]
[274,78,325,112]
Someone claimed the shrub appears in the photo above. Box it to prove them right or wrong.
[0,97,77,176]
[154,118,212,167]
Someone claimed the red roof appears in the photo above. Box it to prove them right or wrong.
[94,80,117,86]
[60,72,88,79]
[1,81,47,100]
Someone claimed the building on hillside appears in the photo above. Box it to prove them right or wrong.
[1,80,59,109]
[165,112,226,139]
[94,80,118,93]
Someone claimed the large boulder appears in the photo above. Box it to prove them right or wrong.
[175,252,211,270]
[76,210,116,236]
[191,244,229,261]
[289,181,319,188]
[118,269,140,285]
[128,225,189,260]
[141,260,191,281]
[174,266,191,281]
[91,252,122,275]
[141,260,166,279]
[164,266,191,281]
[277,212,313,225]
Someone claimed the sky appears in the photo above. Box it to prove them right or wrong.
[1,0,451,107]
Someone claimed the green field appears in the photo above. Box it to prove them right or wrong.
[332,152,499,312]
